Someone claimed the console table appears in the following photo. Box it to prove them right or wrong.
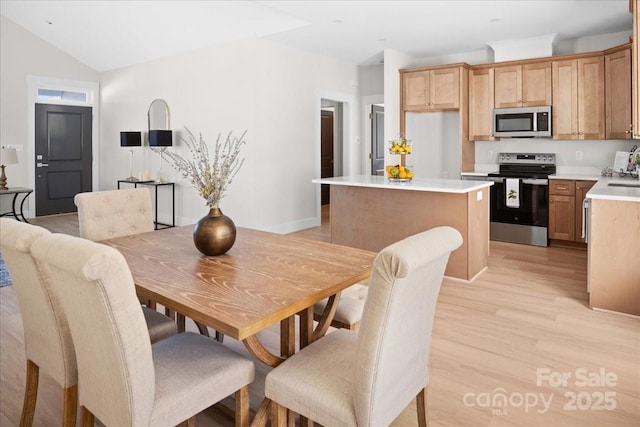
[0,187,33,223]
[117,180,175,230]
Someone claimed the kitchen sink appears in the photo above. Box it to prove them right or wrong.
[607,180,640,188]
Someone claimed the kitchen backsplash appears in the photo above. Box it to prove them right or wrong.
[474,139,636,173]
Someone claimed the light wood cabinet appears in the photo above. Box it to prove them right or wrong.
[400,64,473,173]
[605,46,633,139]
[494,62,551,108]
[468,68,494,141]
[574,180,595,243]
[549,179,596,244]
[402,67,460,112]
[632,0,640,138]
[549,180,576,241]
[552,56,605,140]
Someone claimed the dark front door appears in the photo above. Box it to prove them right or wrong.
[320,110,334,205]
[371,105,384,175]
[35,104,92,216]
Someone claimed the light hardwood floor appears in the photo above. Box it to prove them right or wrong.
[1,210,639,426]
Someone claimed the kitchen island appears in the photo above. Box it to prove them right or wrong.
[313,175,493,281]
[586,177,640,316]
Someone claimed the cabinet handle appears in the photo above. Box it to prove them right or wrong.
[557,186,567,190]
[578,132,584,135]
[577,186,581,190]
[626,130,631,134]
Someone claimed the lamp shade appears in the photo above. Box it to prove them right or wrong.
[120,131,142,147]
[0,147,18,166]
[149,130,173,147]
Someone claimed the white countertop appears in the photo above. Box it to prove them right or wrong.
[587,176,640,202]
[550,173,600,181]
[313,175,493,194]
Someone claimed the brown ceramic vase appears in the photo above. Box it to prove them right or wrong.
[193,207,236,256]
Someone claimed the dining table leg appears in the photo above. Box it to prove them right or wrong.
[280,317,295,357]
[298,307,314,349]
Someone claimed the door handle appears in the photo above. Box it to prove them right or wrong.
[36,163,49,167]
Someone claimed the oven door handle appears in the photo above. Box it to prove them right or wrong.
[522,178,548,185]
[487,177,504,183]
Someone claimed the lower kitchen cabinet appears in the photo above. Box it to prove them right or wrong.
[549,180,576,241]
[549,179,596,244]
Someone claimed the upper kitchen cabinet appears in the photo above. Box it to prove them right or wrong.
[605,45,633,139]
[632,0,640,138]
[401,66,460,111]
[494,62,552,108]
[552,55,605,140]
[469,68,495,141]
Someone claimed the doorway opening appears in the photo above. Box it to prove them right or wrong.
[370,104,385,175]
[320,99,344,208]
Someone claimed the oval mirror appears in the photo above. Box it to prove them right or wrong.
[148,98,170,131]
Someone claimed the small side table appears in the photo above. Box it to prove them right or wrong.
[0,187,33,223]
[117,180,175,230]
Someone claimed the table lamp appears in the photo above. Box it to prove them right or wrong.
[149,130,172,183]
[120,131,142,181]
[0,146,18,190]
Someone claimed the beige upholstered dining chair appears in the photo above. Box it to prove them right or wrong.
[75,189,177,342]
[0,219,77,426]
[74,187,154,241]
[266,226,463,427]
[30,232,255,427]
[0,219,176,426]
[74,188,217,339]
[313,283,368,330]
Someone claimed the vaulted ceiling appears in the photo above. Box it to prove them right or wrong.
[0,0,632,72]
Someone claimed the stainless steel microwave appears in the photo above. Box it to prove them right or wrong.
[493,106,552,138]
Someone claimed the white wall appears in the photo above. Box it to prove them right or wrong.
[358,64,384,175]
[0,16,99,213]
[358,64,384,96]
[555,30,632,55]
[382,48,413,169]
[405,112,460,179]
[100,37,359,233]
[414,47,495,67]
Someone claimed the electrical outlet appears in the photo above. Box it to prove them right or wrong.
[6,144,23,152]
[476,191,483,201]
[488,150,494,160]
[575,151,583,161]
[442,171,448,179]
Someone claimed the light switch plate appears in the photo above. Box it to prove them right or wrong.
[6,144,23,152]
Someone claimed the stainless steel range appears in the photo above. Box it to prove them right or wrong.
[487,153,556,247]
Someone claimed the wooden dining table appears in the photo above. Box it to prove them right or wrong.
[102,225,375,366]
